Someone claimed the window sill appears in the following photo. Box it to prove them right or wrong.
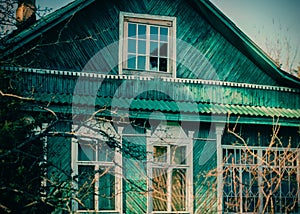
[122,69,173,77]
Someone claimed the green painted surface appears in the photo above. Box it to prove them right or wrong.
[193,124,217,213]
[3,0,298,86]
[32,93,300,119]
[1,0,300,212]
[13,68,299,109]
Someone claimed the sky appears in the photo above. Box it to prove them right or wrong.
[36,0,300,72]
[210,0,300,72]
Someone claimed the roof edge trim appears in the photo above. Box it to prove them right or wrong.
[2,66,299,92]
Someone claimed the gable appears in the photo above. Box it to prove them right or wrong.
[1,0,299,87]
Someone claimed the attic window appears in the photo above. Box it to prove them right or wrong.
[119,12,176,77]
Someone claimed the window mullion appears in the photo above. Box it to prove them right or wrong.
[146,131,153,213]
[167,146,172,212]
[95,164,99,211]
[135,24,138,69]
[167,31,170,73]
[123,22,129,70]
[94,140,100,210]
[157,27,161,71]
[167,167,172,212]
[72,137,79,211]
[146,25,150,70]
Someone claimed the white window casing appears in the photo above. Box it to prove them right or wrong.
[71,124,123,213]
[119,12,176,77]
[146,123,193,213]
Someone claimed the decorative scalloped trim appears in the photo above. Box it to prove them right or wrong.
[2,66,299,93]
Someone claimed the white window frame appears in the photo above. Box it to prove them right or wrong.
[146,130,193,214]
[222,145,300,214]
[71,128,123,213]
[119,12,176,77]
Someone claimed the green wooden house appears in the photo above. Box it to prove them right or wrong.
[1,0,300,213]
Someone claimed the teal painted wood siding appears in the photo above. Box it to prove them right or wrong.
[17,69,299,110]
[5,0,281,86]
[47,121,72,182]
[120,122,218,213]
[1,0,299,212]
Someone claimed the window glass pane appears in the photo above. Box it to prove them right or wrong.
[138,40,146,54]
[78,166,95,210]
[171,146,186,165]
[160,27,168,42]
[150,42,158,56]
[153,168,167,211]
[137,56,146,70]
[127,54,136,69]
[150,57,158,71]
[98,141,115,162]
[128,39,136,53]
[159,58,167,72]
[150,26,158,41]
[153,146,167,163]
[78,141,95,161]
[128,23,136,38]
[172,169,186,211]
[98,167,115,210]
[160,42,168,57]
[138,24,146,39]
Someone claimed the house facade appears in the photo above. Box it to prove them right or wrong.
[1,0,300,213]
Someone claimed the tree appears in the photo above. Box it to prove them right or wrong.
[0,0,51,38]
[0,2,59,212]
[262,19,299,76]
[0,69,52,212]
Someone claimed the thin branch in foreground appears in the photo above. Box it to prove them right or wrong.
[0,90,34,100]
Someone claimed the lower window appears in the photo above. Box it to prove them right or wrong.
[72,138,122,213]
[147,143,192,213]
[223,146,299,213]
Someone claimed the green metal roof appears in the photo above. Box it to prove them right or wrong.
[34,93,300,119]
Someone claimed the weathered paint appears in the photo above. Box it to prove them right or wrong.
[2,0,289,86]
